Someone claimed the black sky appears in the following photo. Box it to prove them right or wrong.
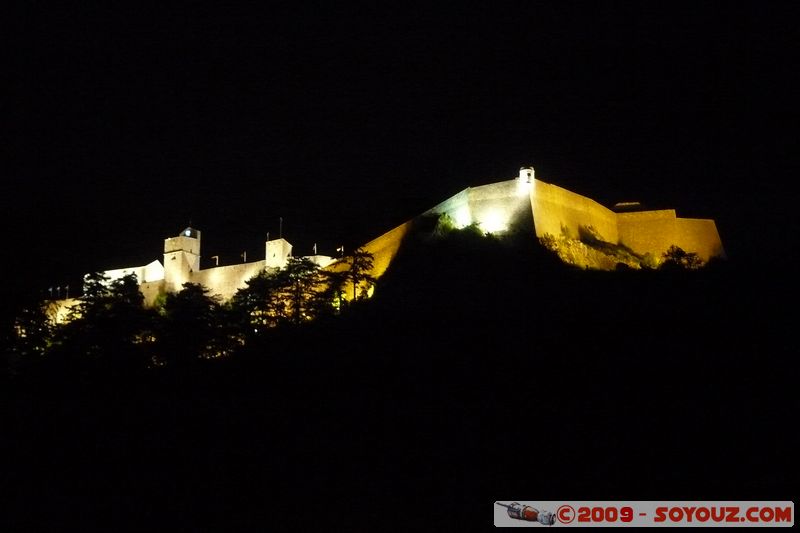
[3,2,798,297]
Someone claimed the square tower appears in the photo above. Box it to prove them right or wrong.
[265,238,292,269]
[164,227,201,292]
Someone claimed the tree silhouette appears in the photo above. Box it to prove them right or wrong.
[320,269,348,315]
[279,257,330,324]
[55,272,150,371]
[231,258,338,332]
[230,267,290,331]
[661,245,703,270]
[342,248,376,302]
[159,282,226,364]
[12,299,53,358]
[6,296,54,375]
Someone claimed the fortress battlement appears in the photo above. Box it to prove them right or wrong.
[49,165,724,320]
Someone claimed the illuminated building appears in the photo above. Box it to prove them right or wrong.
[49,165,724,320]
[362,166,723,275]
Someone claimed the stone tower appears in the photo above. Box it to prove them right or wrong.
[164,227,201,293]
[265,238,292,269]
[518,166,535,197]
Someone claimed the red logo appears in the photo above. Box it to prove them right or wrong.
[557,505,576,524]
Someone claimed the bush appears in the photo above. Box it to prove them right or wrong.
[661,245,703,270]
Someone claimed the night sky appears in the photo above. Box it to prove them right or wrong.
[4,3,797,297]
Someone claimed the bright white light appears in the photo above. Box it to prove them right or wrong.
[517,177,532,197]
[453,205,472,228]
[184,230,191,237]
[479,209,509,233]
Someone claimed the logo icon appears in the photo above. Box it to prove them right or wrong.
[496,502,556,525]
[556,504,576,524]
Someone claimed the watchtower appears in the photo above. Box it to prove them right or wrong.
[265,238,292,269]
[164,227,201,293]
[517,166,535,197]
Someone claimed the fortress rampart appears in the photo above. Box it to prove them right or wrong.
[674,218,725,260]
[48,165,724,321]
[361,220,414,281]
[426,179,533,234]
[421,167,723,266]
[191,261,269,302]
[530,179,619,243]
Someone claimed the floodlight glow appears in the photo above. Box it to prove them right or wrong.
[453,205,472,228]
[479,209,509,233]
[517,177,532,197]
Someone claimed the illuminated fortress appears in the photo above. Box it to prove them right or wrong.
[359,166,724,281]
[51,166,724,321]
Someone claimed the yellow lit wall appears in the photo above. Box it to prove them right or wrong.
[532,178,725,263]
[674,218,726,260]
[616,210,679,258]
[531,179,619,242]
[616,210,725,262]
[362,220,413,280]
[324,220,414,301]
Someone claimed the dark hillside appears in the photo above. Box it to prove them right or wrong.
[3,230,795,530]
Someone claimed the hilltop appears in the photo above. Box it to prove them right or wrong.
[2,225,795,530]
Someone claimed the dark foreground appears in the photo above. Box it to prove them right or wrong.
[3,239,796,530]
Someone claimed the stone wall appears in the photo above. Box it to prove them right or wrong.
[617,210,679,259]
[425,188,471,227]
[190,261,269,302]
[64,172,726,316]
[616,211,725,262]
[139,280,165,307]
[468,180,534,233]
[164,235,200,255]
[531,179,619,243]
[425,180,533,234]
[163,251,196,294]
[533,179,725,263]
[102,259,164,283]
[674,218,726,260]
[361,220,414,281]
